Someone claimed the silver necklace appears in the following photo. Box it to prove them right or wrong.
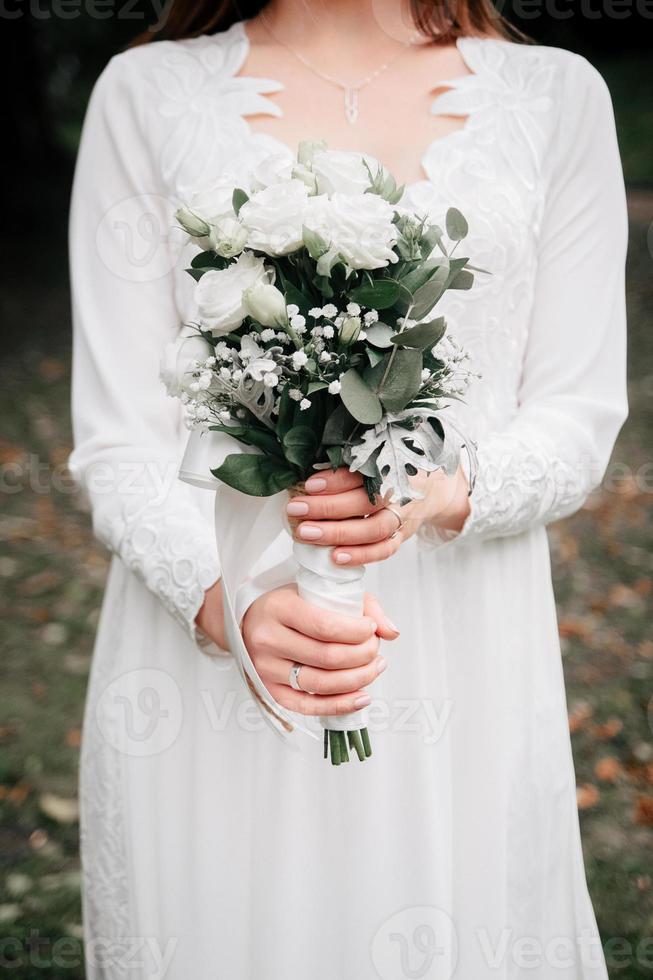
[261,18,412,125]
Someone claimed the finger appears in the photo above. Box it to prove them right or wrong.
[280,628,380,670]
[258,653,386,695]
[364,593,400,640]
[287,487,384,522]
[267,682,372,717]
[303,468,363,495]
[272,592,377,644]
[330,534,403,568]
[294,508,400,546]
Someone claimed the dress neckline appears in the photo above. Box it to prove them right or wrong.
[230,19,487,190]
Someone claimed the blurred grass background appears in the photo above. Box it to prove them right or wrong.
[0,4,652,977]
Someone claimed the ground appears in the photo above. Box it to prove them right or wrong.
[0,197,651,978]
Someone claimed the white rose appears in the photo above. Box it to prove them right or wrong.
[311,149,379,196]
[239,180,310,256]
[195,252,271,335]
[160,334,213,397]
[243,283,288,327]
[304,193,398,270]
[209,216,248,258]
[250,152,294,191]
[184,177,241,226]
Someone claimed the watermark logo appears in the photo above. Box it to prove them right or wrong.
[96,668,183,757]
[371,906,458,980]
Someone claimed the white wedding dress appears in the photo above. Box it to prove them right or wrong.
[69,22,627,980]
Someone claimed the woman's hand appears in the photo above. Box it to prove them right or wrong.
[286,466,471,567]
[243,585,398,716]
[197,580,399,717]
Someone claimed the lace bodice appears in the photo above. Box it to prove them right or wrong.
[69,22,627,631]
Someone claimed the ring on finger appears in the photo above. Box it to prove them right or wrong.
[384,505,405,540]
[288,662,304,691]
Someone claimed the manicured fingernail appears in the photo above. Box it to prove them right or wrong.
[335,552,352,564]
[376,657,387,674]
[385,619,400,634]
[354,695,371,708]
[287,501,309,516]
[298,524,323,540]
[305,477,327,493]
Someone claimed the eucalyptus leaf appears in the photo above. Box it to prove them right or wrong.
[211,454,297,497]
[340,369,383,424]
[390,317,446,350]
[449,269,475,290]
[365,322,395,348]
[367,348,423,414]
[410,265,450,320]
[349,279,401,310]
[446,207,468,241]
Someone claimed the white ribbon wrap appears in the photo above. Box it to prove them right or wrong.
[180,429,368,742]
[293,541,369,732]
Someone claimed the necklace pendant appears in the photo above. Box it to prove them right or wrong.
[343,87,359,125]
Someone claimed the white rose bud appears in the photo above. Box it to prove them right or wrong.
[243,283,288,328]
[338,315,362,346]
[209,216,248,258]
[175,207,211,239]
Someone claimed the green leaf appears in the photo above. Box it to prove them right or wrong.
[211,454,297,496]
[349,279,401,310]
[446,207,469,241]
[283,425,318,469]
[390,316,446,350]
[410,265,450,320]
[326,445,343,469]
[302,225,329,259]
[367,349,423,413]
[275,386,295,440]
[283,281,312,316]
[322,403,357,446]
[420,224,444,258]
[365,322,395,348]
[366,347,386,367]
[339,369,383,425]
[232,188,249,216]
[307,380,328,394]
[190,250,227,270]
[449,269,475,290]
[209,424,284,458]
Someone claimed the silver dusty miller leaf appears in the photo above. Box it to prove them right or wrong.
[349,408,472,505]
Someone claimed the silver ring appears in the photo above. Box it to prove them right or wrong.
[385,505,405,540]
[289,662,304,691]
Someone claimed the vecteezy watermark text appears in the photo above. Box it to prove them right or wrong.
[0,0,168,22]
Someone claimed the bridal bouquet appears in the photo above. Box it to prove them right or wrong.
[163,141,479,764]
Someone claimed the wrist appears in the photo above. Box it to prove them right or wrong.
[195,578,227,650]
[429,465,471,533]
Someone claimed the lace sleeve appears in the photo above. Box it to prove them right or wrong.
[69,54,220,637]
[423,55,628,546]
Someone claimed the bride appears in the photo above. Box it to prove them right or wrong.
[69,1,627,977]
